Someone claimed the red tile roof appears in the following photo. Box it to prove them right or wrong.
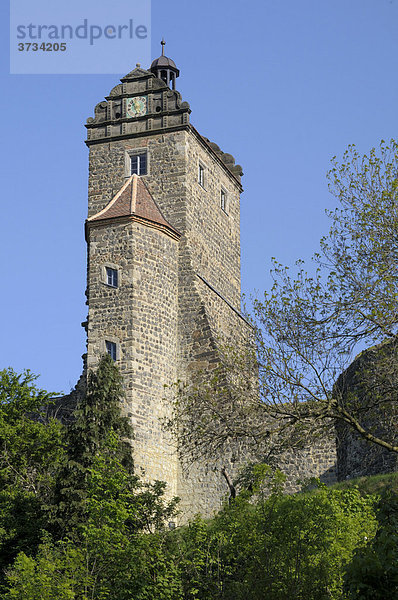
[87,175,179,238]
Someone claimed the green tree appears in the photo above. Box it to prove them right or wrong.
[4,537,80,600]
[0,367,63,499]
[5,357,180,599]
[171,473,377,600]
[344,489,398,599]
[0,368,63,589]
[52,354,135,537]
[5,433,180,600]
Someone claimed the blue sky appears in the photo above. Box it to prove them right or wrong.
[1,0,398,393]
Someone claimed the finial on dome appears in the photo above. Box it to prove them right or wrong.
[161,38,166,56]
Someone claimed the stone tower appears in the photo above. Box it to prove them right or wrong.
[84,44,250,518]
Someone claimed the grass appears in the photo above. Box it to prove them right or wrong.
[330,471,398,496]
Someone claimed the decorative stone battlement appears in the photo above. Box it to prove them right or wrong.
[201,137,244,181]
[85,67,191,144]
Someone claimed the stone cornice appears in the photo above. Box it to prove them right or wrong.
[85,107,190,132]
[85,124,189,147]
[85,214,181,242]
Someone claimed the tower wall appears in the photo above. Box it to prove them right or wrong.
[183,132,242,308]
[88,130,187,224]
[84,64,252,519]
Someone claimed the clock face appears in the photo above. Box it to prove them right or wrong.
[126,96,147,118]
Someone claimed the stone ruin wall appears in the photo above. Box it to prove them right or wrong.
[335,339,398,481]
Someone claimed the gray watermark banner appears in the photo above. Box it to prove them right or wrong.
[10,0,151,74]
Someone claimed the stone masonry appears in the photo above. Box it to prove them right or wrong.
[335,339,398,481]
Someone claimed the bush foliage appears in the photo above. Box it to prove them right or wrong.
[0,360,397,599]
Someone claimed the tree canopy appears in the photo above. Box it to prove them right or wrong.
[0,358,180,599]
[0,358,397,599]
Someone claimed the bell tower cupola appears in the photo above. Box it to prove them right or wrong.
[150,39,180,89]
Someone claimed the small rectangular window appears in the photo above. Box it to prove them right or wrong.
[106,267,118,288]
[220,189,227,212]
[198,163,205,187]
[105,341,117,361]
[131,152,147,176]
